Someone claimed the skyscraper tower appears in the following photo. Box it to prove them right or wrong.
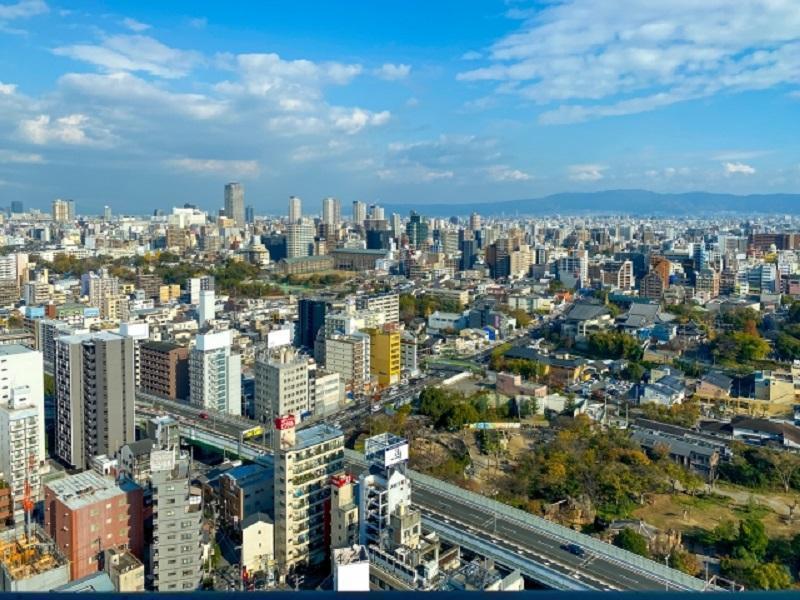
[288,196,302,224]
[352,201,366,226]
[469,211,481,232]
[322,197,341,226]
[224,182,245,227]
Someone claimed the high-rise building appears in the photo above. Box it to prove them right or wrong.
[297,298,327,351]
[103,205,112,221]
[367,204,384,220]
[406,211,429,247]
[10,201,22,214]
[322,197,341,226]
[355,293,399,324]
[140,342,189,401]
[324,333,370,396]
[188,275,214,306]
[0,384,42,524]
[149,452,203,591]
[198,288,215,327]
[364,325,401,387]
[254,347,309,424]
[189,330,241,416]
[330,475,359,551]
[54,332,135,469]
[44,471,144,581]
[288,196,302,224]
[272,416,344,575]
[286,220,315,258]
[52,198,75,223]
[245,205,255,224]
[469,212,481,232]
[352,201,366,226]
[224,182,245,227]
[390,213,402,238]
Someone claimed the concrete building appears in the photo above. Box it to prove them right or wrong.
[51,198,75,223]
[325,333,370,396]
[241,513,274,577]
[356,293,399,324]
[0,526,70,591]
[217,463,273,527]
[148,453,203,592]
[288,196,302,224]
[352,201,366,226]
[272,416,344,576]
[330,475,359,551]
[189,330,241,416]
[297,298,327,350]
[322,197,341,226]
[254,346,309,423]
[224,182,245,227]
[43,470,144,581]
[364,325,401,387]
[104,547,145,592]
[198,288,215,327]
[286,220,315,258]
[0,345,45,521]
[139,341,189,401]
[54,332,135,469]
[332,545,370,592]
[188,275,214,306]
[309,366,342,416]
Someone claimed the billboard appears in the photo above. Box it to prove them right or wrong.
[274,415,296,431]
[383,442,409,468]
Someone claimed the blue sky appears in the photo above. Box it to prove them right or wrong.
[0,0,799,215]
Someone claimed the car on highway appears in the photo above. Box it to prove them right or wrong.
[199,411,209,420]
[562,543,585,557]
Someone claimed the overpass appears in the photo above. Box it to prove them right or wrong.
[142,408,717,592]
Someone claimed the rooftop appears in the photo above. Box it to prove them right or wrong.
[46,470,137,510]
[0,344,35,357]
[293,423,343,451]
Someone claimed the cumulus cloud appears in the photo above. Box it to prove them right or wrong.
[374,63,411,80]
[0,0,48,20]
[486,165,532,182]
[723,161,756,175]
[121,17,150,32]
[54,35,201,79]
[568,164,606,181]
[0,81,16,95]
[331,107,390,134]
[18,113,112,146]
[459,1,800,123]
[165,158,260,177]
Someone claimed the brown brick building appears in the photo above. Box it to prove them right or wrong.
[43,470,144,581]
[140,341,189,400]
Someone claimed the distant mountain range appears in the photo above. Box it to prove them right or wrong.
[383,189,800,218]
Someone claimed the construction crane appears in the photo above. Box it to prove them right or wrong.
[21,452,35,543]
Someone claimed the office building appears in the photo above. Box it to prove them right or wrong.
[139,342,189,401]
[469,212,481,232]
[149,453,203,592]
[189,330,241,416]
[54,332,135,469]
[245,205,255,224]
[297,298,327,350]
[9,201,22,214]
[322,197,341,226]
[224,182,245,227]
[288,196,302,224]
[330,475,359,551]
[254,346,309,423]
[272,416,344,575]
[103,205,112,221]
[406,211,429,247]
[44,470,144,581]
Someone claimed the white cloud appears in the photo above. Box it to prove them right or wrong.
[59,71,226,119]
[331,107,390,134]
[723,161,756,175]
[486,165,532,182]
[377,167,454,182]
[0,0,47,20]
[0,148,44,163]
[459,1,800,123]
[54,35,201,79]
[0,81,16,95]
[374,63,411,80]
[165,157,260,177]
[121,17,150,32]
[18,113,112,146]
[568,164,606,181]
[712,150,770,161]
[461,50,482,61]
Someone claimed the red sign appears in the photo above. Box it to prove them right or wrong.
[274,415,296,430]
[330,474,352,488]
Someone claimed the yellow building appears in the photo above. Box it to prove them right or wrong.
[364,326,401,387]
[158,284,181,304]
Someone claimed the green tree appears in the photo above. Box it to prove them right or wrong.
[735,516,768,561]
[613,528,650,558]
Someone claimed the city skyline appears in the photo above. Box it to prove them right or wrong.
[0,0,799,213]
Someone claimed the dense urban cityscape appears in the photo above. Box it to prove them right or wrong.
[2,0,800,595]
[0,193,795,591]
